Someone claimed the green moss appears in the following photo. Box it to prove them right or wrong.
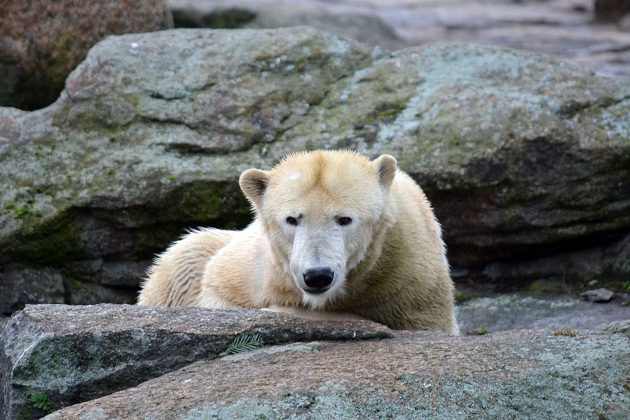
[126,93,141,108]
[166,182,248,224]
[453,289,472,304]
[476,325,488,335]
[361,102,407,126]
[130,180,252,257]
[14,206,30,219]
[35,187,53,195]
[53,93,139,133]
[3,211,85,265]
[528,280,566,294]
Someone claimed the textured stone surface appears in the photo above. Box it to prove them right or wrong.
[170,0,630,77]
[594,0,630,22]
[580,287,615,302]
[171,0,400,49]
[456,292,630,334]
[604,319,630,334]
[0,304,392,419]
[0,27,629,314]
[45,328,630,419]
[0,0,173,110]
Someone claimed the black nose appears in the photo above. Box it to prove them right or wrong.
[303,268,334,290]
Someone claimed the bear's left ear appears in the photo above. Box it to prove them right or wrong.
[239,169,269,206]
[372,154,397,189]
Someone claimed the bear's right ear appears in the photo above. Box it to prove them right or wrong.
[239,169,270,206]
[372,154,397,189]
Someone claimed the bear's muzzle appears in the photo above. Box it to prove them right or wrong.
[303,268,334,294]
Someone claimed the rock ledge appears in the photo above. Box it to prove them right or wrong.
[0,305,628,419]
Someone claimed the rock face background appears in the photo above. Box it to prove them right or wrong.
[0,0,173,110]
[169,0,630,77]
[1,26,629,316]
[4,0,630,107]
[1,3,629,418]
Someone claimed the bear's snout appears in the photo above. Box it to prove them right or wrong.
[303,268,334,293]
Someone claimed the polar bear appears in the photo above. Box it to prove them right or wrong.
[138,150,458,333]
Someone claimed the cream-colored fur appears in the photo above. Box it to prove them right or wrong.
[138,150,458,334]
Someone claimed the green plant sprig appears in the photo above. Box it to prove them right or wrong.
[220,333,264,357]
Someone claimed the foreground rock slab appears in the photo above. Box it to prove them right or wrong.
[0,304,391,419]
[47,328,629,419]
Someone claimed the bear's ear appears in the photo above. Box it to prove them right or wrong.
[373,154,397,189]
[239,169,269,206]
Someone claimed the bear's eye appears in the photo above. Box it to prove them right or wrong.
[286,216,299,226]
[337,217,352,226]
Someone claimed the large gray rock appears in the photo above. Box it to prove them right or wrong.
[456,292,630,335]
[2,305,627,419]
[170,0,401,49]
[169,0,630,77]
[0,304,392,419]
[38,317,630,419]
[0,27,629,313]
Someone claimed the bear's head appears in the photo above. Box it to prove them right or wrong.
[239,150,397,308]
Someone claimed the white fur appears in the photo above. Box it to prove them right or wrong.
[138,150,458,333]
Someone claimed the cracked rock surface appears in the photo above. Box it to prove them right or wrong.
[1,305,628,419]
[0,305,623,419]
[0,304,392,419]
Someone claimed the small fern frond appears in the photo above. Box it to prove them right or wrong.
[30,392,55,413]
[220,333,264,356]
